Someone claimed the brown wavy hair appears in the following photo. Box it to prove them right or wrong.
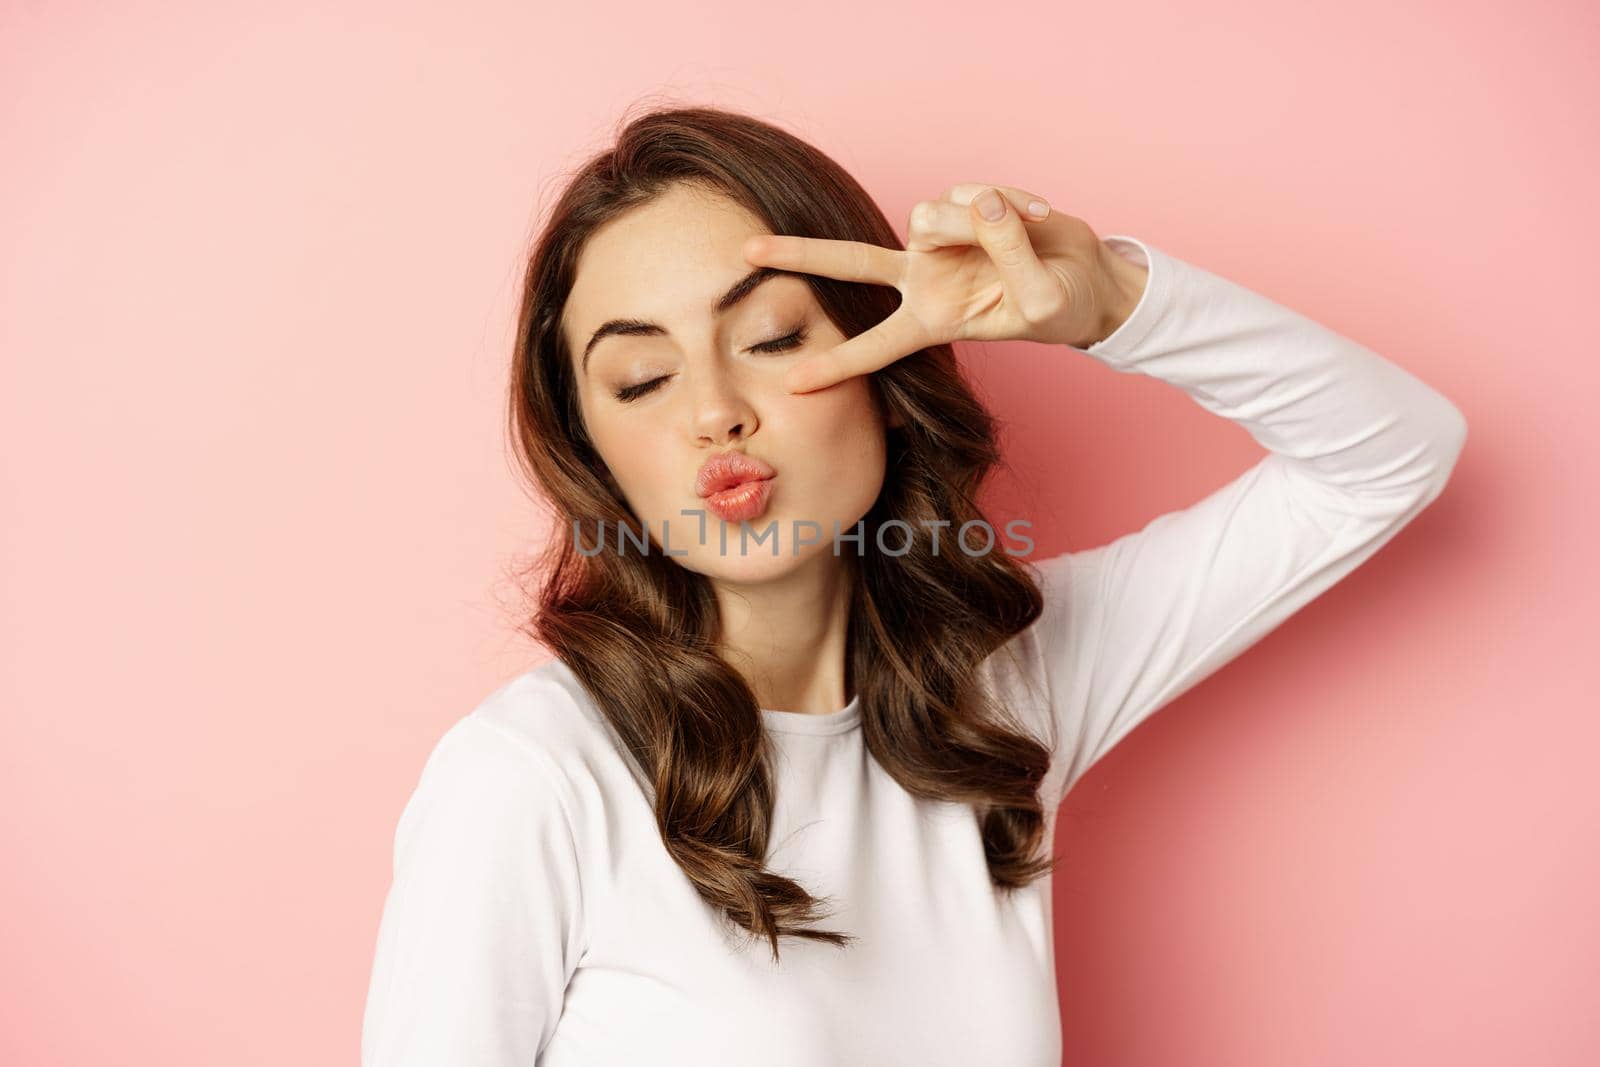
[506,101,1059,961]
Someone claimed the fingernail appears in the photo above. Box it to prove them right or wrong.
[1026,199,1049,218]
[977,189,1004,221]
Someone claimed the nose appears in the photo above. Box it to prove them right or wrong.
[689,363,759,445]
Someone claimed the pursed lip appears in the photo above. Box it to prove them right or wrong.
[695,450,778,498]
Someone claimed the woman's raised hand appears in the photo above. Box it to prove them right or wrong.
[742,183,1147,394]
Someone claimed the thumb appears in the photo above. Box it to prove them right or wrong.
[969,187,1058,323]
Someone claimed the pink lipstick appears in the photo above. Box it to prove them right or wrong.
[695,451,777,524]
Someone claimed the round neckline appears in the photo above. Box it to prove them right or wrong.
[760,692,862,736]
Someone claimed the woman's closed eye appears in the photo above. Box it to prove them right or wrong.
[747,324,808,354]
[610,325,810,403]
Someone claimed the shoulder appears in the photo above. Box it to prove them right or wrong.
[466,657,618,770]
[1023,548,1101,654]
[979,549,1105,805]
[990,549,1097,692]
[408,658,629,833]
[376,663,596,994]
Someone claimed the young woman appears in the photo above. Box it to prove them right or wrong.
[361,106,1466,1066]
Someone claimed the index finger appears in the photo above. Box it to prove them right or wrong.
[742,234,904,288]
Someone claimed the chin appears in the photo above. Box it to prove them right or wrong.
[689,555,800,586]
[679,523,841,581]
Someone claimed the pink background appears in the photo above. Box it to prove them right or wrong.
[3,2,1595,1064]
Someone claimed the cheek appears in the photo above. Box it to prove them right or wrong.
[789,382,889,496]
[584,406,674,502]
[819,379,885,442]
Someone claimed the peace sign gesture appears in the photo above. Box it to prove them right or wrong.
[742,183,1147,393]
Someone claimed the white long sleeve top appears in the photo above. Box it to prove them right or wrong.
[360,235,1468,1066]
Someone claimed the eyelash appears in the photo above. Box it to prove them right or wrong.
[610,326,809,403]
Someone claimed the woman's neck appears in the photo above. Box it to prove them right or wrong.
[711,552,853,715]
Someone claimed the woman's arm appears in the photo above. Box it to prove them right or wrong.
[1025,236,1468,807]
[361,713,586,1066]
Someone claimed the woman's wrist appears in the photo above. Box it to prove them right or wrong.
[1089,239,1151,347]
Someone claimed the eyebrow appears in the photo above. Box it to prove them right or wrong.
[579,266,795,374]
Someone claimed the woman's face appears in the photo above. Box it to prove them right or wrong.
[560,183,897,584]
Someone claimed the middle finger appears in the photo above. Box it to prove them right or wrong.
[784,306,930,394]
[906,196,1053,252]
[941,183,1052,217]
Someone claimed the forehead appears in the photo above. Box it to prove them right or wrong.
[562,185,776,344]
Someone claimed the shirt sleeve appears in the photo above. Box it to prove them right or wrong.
[361,713,586,1066]
[1026,235,1468,807]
